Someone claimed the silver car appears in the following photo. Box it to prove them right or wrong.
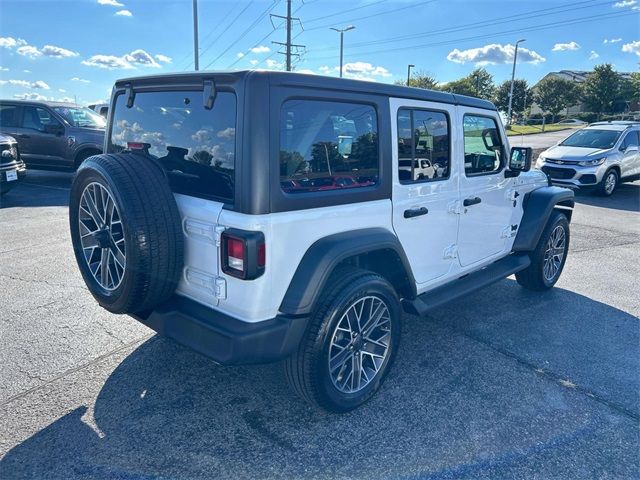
[536,121,640,196]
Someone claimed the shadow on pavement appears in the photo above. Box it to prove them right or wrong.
[1,282,638,479]
[0,170,72,209]
[574,182,640,213]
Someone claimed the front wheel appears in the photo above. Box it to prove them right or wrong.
[597,169,618,196]
[516,211,570,291]
[284,268,401,412]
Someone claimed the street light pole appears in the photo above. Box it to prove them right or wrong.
[330,25,355,78]
[407,64,414,86]
[193,0,199,71]
[506,38,525,127]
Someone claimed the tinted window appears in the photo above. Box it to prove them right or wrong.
[279,100,378,193]
[620,131,639,150]
[22,106,62,132]
[560,129,621,149]
[0,105,19,128]
[397,109,450,183]
[53,106,106,129]
[109,90,236,203]
[463,115,504,175]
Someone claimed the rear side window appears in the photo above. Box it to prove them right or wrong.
[109,90,236,203]
[463,115,504,176]
[279,100,378,193]
[397,108,450,183]
[22,106,63,132]
[0,105,19,128]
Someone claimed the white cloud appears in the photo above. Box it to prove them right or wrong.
[71,77,91,83]
[115,9,132,16]
[16,45,42,58]
[98,0,124,6]
[0,66,8,71]
[155,54,172,63]
[604,38,623,44]
[0,79,50,89]
[13,92,48,101]
[265,59,282,69]
[236,52,245,58]
[589,50,600,60]
[41,45,79,58]
[83,49,166,69]
[0,37,27,49]
[82,54,133,69]
[23,70,30,73]
[622,40,640,56]
[249,59,259,66]
[319,65,333,74]
[343,62,392,79]
[295,69,316,75]
[613,0,636,6]
[552,41,580,51]
[124,49,160,67]
[447,43,546,65]
[250,45,270,54]
[59,88,66,93]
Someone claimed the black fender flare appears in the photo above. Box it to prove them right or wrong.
[279,228,416,316]
[512,186,575,252]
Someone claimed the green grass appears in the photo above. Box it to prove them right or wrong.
[506,124,572,136]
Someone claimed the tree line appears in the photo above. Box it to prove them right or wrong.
[398,64,640,124]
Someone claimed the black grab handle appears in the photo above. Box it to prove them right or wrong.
[463,197,482,207]
[404,207,429,218]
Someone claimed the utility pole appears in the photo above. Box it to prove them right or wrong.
[272,0,305,71]
[331,26,355,78]
[193,0,199,71]
[507,38,526,127]
[407,64,414,86]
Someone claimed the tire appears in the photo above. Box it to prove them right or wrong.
[516,211,570,291]
[597,169,618,197]
[74,149,101,170]
[284,267,402,412]
[69,153,183,314]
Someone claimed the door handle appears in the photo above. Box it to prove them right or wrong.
[463,197,482,207]
[404,207,429,218]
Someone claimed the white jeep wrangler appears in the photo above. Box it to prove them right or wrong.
[69,71,574,412]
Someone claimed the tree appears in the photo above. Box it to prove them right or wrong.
[534,76,581,127]
[582,64,620,118]
[494,79,533,121]
[440,68,495,100]
[395,70,439,90]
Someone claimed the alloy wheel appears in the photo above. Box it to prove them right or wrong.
[543,225,566,282]
[604,172,616,195]
[78,182,126,291]
[328,295,391,394]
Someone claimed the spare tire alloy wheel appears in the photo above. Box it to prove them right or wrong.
[328,295,391,394]
[78,182,126,291]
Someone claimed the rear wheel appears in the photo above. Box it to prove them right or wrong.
[597,169,618,196]
[284,268,401,412]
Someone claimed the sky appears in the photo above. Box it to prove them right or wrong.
[0,0,639,106]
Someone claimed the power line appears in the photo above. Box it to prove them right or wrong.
[302,0,388,24]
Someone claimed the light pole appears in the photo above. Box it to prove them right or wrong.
[407,64,414,86]
[506,38,525,127]
[193,0,199,70]
[330,25,355,78]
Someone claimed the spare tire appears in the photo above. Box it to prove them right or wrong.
[69,153,184,314]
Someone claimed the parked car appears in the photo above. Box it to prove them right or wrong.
[88,103,109,118]
[0,133,26,196]
[557,118,588,126]
[0,100,105,171]
[536,121,640,196]
[68,71,574,412]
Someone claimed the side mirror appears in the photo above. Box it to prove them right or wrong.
[44,124,64,136]
[507,146,532,176]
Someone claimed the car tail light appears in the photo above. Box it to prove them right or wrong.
[221,229,265,280]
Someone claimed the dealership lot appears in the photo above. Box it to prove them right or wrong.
[0,167,638,479]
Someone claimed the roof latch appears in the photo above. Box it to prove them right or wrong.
[125,83,135,109]
[203,79,217,110]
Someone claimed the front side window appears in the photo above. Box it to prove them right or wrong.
[53,106,106,129]
[620,131,639,150]
[463,115,504,176]
[279,100,378,193]
[21,106,63,132]
[397,108,450,183]
[0,105,19,127]
[110,90,236,203]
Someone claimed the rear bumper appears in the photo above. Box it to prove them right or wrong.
[131,295,308,365]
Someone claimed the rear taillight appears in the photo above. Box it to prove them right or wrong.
[221,229,265,280]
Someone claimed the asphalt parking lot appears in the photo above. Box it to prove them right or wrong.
[1,167,639,479]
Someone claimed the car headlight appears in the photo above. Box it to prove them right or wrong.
[578,157,605,167]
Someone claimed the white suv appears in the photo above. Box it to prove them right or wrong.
[69,71,574,412]
[536,122,640,196]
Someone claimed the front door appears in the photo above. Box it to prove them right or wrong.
[391,99,459,285]
[17,105,69,168]
[457,111,515,267]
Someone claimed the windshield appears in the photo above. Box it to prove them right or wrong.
[53,106,106,129]
[109,89,236,203]
[559,129,621,149]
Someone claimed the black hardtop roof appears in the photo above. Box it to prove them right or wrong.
[114,70,497,111]
[0,99,79,108]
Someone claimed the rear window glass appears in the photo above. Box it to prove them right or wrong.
[109,90,236,203]
[279,99,379,193]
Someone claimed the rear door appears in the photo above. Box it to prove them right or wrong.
[619,130,640,177]
[18,105,69,167]
[456,109,515,267]
[391,98,459,285]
